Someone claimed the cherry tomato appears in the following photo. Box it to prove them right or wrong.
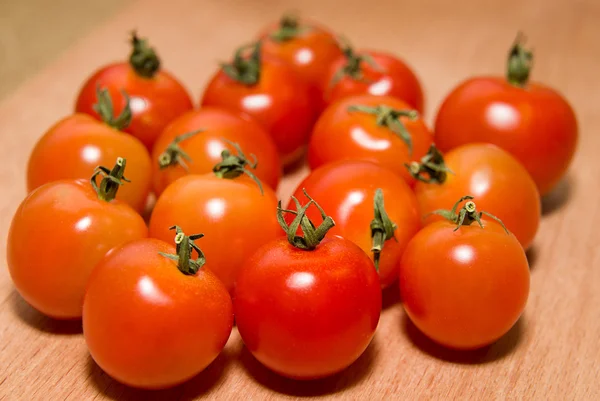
[28,89,152,213]
[288,160,420,287]
[235,194,381,379]
[149,146,281,293]
[75,33,193,150]
[260,15,343,110]
[322,39,424,113]
[308,94,433,186]
[410,143,540,249]
[151,107,281,196]
[434,37,578,196]
[83,230,233,389]
[399,197,530,350]
[201,43,315,166]
[8,158,147,319]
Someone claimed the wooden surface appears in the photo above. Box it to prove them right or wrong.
[1,0,599,399]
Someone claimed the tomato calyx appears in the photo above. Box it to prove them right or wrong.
[129,31,161,79]
[212,140,264,194]
[93,87,132,131]
[405,144,454,184]
[278,189,336,250]
[90,157,131,202]
[507,32,533,87]
[330,38,382,86]
[431,195,509,233]
[158,130,203,171]
[370,189,398,271]
[221,42,262,86]
[348,104,418,154]
[269,14,311,42]
[159,225,206,275]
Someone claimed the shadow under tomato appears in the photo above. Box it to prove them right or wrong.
[382,282,401,309]
[239,336,378,397]
[402,313,523,365]
[541,175,573,216]
[526,246,538,272]
[8,289,82,335]
[87,346,232,401]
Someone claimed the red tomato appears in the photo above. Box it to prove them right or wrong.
[288,160,420,287]
[149,147,281,293]
[322,39,424,113]
[75,33,193,150]
[201,43,315,166]
[8,159,147,319]
[434,38,578,196]
[399,197,530,350]
[235,195,381,379]
[151,107,282,196]
[83,233,233,389]
[28,90,152,213]
[410,143,540,249]
[260,15,343,110]
[308,94,433,186]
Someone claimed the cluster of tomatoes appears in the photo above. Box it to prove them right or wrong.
[7,16,577,390]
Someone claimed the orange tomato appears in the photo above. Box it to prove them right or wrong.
[8,159,147,318]
[411,143,540,249]
[151,107,281,196]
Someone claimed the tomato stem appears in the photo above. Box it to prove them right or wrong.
[430,195,509,233]
[270,13,311,42]
[129,31,161,78]
[370,189,398,271]
[93,87,132,131]
[221,42,262,86]
[213,140,264,195]
[277,189,335,250]
[348,104,418,155]
[159,226,206,275]
[158,130,203,171]
[330,37,382,87]
[507,32,533,87]
[90,157,130,202]
[405,144,454,184]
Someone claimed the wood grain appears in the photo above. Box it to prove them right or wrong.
[1,0,599,399]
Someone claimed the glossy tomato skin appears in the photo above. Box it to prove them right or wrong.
[75,63,194,150]
[323,50,424,113]
[434,77,578,196]
[308,95,433,186]
[149,174,281,293]
[288,160,420,287]
[27,114,152,213]
[7,180,147,319]
[200,57,315,166]
[415,144,540,249]
[399,220,530,350]
[234,236,381,379]
[151,107,282,196]
[83,238,233,389]
[260,20,342,110]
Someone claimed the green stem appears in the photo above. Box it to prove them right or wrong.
[405,144,454,184]
[370,189,398,271]
[329,36,382,87]
[158,130,203,171]
[507,32,533,87]
[269,13,311,42]
[212,139,264,195]
[93,87,132,130]
[277,189,335,250]
[159,226,206,275]
[129,31,161,78]
[429,195,509,233]
[348,104,418,155]
[221,42,262,85]
[90,157,130,202]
